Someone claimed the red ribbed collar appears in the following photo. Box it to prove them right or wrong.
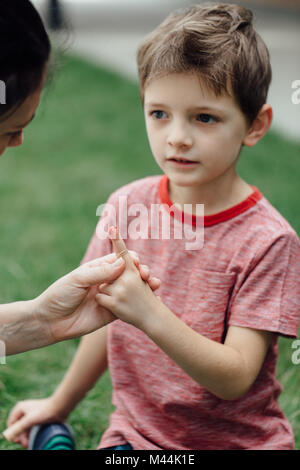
[158,174,263,227]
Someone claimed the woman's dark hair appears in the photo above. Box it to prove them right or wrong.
[0,0,51,118]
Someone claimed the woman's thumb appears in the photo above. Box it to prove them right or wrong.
[74,257,125,287]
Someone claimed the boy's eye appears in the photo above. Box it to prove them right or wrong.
[151,110,167,120]
[196,114,217,124]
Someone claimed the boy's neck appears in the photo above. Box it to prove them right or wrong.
[168,174,253,216]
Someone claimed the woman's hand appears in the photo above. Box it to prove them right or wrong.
[34,251,161,343]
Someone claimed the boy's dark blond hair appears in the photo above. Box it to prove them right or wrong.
[137,3,272,124]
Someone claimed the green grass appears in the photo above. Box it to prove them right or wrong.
[0,55,299,450]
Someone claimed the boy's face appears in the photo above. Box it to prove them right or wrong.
[144,73,250,194]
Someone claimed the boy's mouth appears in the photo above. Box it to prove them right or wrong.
[167,157,198,165]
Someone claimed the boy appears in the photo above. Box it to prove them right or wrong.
[7,3,300,450]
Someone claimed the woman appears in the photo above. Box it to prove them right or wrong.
[0,0,159,357]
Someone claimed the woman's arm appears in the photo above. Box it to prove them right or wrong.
[0,299,49,356]
[1,252,160,356]
[0,255,125,356]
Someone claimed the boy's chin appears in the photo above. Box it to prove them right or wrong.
[168,175,203,188]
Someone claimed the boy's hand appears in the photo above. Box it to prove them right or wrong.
[3,397,66,447]
[96,227,161,331]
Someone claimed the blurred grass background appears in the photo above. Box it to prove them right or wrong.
[0,55,299,450]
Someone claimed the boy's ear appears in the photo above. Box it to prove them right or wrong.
[242,104,273,147]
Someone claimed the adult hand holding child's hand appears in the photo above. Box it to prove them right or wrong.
[96,227,161,332]
[2,248,160,445]
[33,250,160,344]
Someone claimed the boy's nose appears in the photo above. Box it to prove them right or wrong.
[167,122,193,149]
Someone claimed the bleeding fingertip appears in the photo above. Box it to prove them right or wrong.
[109,226,118,239]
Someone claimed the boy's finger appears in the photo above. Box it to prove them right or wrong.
[148,277,161,291]
[2,418,30,442]
[139,264,150,282]
[109,226,136,269]
[128,250,139,264]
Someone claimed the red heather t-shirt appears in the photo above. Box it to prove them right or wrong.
[82,175,300,450]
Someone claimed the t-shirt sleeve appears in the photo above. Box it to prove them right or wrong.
[228,231,300,338]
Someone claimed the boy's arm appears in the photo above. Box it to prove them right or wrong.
[97,228,273,401]
[99,272,272,400]
[144,307,272,400]
[51,326,109,416]
[4,327,109,443]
